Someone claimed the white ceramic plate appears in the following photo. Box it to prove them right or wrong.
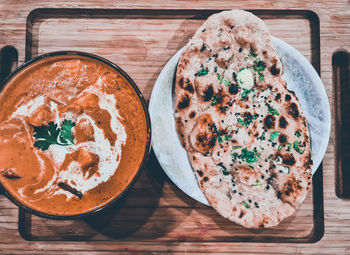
[149,36,331,206]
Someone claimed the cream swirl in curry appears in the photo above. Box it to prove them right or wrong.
[0,54,148,216]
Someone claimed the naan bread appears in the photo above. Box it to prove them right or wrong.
[174,10,313,228]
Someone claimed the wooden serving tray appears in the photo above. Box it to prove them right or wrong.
[16,8,324,243]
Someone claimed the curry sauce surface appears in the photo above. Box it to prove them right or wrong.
[0,55,148,216]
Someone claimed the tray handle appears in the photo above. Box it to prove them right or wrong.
[333,50,350,198]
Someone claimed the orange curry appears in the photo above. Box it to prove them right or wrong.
[0,54,148,216]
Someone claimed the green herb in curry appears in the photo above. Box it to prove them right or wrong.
[33,120,76,151]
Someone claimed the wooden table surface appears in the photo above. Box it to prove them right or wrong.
[0,0,349,254]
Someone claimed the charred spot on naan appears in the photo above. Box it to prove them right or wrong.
[281,176,304,202]
[202,85,215,101]
[269,57,281,76]
[239,210,246,219]
[178,77,194,94]
[303,152,313,170]
[229,83,239,95]
[177,57,189,72]
[279,153,296,166]
[278,134,288,144]
[175,116,188,148]
[196,169,203,177]
[279,116,288,129]
[190,114,217,154]
[177,93,191,110]
[214,96,231,114]
[264,115,275,129]
[287,102,299,119]
[198,174,209,187]
[274,93,281,101]
[194,75,219,102]
[262,50,268,58]
[189,111,197,119]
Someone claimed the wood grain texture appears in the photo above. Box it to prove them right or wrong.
[0,0,348,254]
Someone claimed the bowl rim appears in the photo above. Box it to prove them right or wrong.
[0,50,152,220]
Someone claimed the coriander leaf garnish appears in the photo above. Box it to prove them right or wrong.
[240,148,259,164]
[270,131,280,140]
[242,201,250,208]
[211,94,222,106]
[268,106,280,116]
[232,147,259,164]
[195,67,209,76]
[237,118,247,128]
[293,141,305,154]
[241,89,252,100]
[259,73,264,82]
[260,131,265,140]
[227,191,232,200]
[253,59,266,73]
[250,52,257,57]
[60,120,76,144]
[217,135,223,143]
[295,131,301,137]
[278,144,284,151]
[217,73,223,82]
[33,120,76,151]
[252,59,266,82]
[223,134,232,141]
[287,143,292,152]
[267,154,273,159]
[243,112,254,125]
[216,72,230,86]
[232,145,242,150]
[217,131,232,143]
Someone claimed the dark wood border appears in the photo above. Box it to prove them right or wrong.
[22,8,323,243]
